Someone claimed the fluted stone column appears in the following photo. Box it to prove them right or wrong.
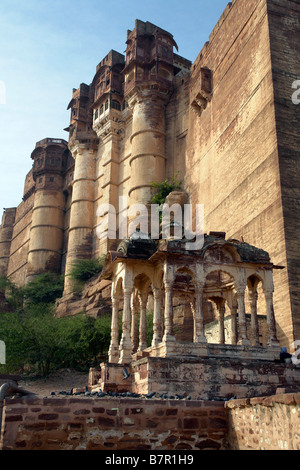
[163,280,175,342]
[152,287,163,346]
[236,287,250,345]
[264,289,279,346]
[194,283,207,343]
[119,287,133,364]
[248,289,260,346]
[217,300,226,345]
[131,292,139,354]
[108,295,120,363]
[230,305,238,345]
[138,292,148,352]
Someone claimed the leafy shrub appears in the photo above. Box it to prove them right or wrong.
[68,257,106,294]
[22,273,64,305]
[0,275,24,310]
[151,174,182,207]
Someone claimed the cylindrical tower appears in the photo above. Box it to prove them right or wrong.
[63,143,96,293]
[26,138,69,282]
[63,83,99,294]
[128,89,169,212]
[0,208,16,277]
[123,20,178,231]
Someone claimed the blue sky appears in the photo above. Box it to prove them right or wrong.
[0,0,229,210]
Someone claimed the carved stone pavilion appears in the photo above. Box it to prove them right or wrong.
[91,214,286,399]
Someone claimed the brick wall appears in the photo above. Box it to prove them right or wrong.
[225,392,300,450]
[0,396,228,451]
[1,393,299,450]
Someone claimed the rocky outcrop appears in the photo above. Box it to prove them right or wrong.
[55,276,112,318]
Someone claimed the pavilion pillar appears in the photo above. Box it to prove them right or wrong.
[236,286,250,345]
[119,287,133,364]
[248,289,260,346]
[108,295,120,363]
[163,280,175,342]
[131,292,139,354]
[217,300,226,345]
[138,292,148,352]
[194,283,207,343]
[152,287,163,346]
[264,289,279,346]
[230,305,238,345]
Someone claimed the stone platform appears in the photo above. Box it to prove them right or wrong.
[91,353,300,400]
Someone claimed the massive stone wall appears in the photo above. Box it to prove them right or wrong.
[267,0,300,348]
[0,208,16,278]
[184,0,298,348]
[6,196,34,286]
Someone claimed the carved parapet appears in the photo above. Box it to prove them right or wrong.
[92,110,124,142]
[68,133,99,156]
[190,67,212,116]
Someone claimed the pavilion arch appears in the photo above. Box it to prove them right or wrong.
[174,266,195,281]
[203,243,241,265]
[153,267,164,290]
[203,269,238,346]
[246,272,265,291]
[246,273,269,346]
[172,267,196,343]
[131,272,153,353]
[204,265,238,285]
[131,263,155,287]
[114,275,124,299]
[133,272,152,294]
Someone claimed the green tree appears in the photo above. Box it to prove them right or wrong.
[0,272,112,377]
[0,275,24,310]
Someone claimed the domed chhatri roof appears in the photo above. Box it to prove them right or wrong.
[202,233,271,264]
[117,230,158,259]
[116,230,271,265]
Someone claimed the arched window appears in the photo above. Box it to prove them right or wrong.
[158,67,172,81]
[137,67,143,80]
[111,100,121,111]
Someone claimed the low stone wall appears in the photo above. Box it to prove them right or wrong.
[225,393,300,450]
[0,396,229,451]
